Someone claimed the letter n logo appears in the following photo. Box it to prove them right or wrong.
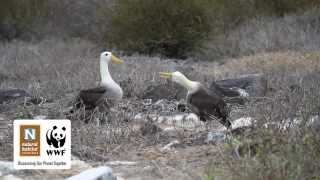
[24,128,36,140]
[20,125,41,156]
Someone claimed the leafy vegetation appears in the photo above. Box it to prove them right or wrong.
[252,0,320,16]
[98,0,213,58]
[0,0,320,58]
[97,0,320,58]
[0,0,48,40]
[205,128,320,180]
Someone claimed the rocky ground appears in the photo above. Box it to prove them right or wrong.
[0,91,246,179]
[0,41,320,179]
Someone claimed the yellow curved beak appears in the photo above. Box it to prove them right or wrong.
[159,72,173,79]
[111,54,124,64]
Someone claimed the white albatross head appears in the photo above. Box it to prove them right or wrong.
[159,71,200,92]
[100,51,124,64]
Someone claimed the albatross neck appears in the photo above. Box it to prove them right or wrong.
[100,59,118,87]
[175,74,199,92]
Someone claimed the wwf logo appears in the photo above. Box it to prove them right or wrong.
[46,125,66,148]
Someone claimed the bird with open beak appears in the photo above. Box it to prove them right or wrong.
[159,71,231,128]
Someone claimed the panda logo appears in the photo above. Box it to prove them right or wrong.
[46,125,66,148]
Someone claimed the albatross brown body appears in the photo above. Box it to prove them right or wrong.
[76,87,108,110]
[187,85,231,128]
[159,71,231,128]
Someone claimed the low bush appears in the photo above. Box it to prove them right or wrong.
[253,0,320,16]
[98,0,320,59]
[201,8,320,60]
[0,0,48,40]
[98,0,213,58]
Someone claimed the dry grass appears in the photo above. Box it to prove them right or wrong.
[214,51,320,77]
[1,38,320,179]
[0,38,98,98]
[0,38,223,163]
[203,53,320,180]
[202,8,320,60]
[0,38,226,99]
[1,3,320,179]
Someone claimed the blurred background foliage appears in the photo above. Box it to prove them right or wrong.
[0,0,320,58]
[98,0,213,58]
[0,0,48,40]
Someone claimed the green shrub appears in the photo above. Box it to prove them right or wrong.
[206,0,255,33]
[204,0,320,36]
[98,0,320,59]
[0,0,48,40]
[252,0,320,16]
[204,129,320,180]
[98,0,213,58]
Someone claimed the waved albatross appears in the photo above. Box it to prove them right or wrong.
[159,71,231,128]
[75,51,124,110]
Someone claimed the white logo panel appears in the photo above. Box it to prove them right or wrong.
[14,119,71,169]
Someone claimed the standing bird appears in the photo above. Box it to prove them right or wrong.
[159,71,231,128]
[75,51,124,110]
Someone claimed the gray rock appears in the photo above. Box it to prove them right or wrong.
[33,115,47,120]
[230,117,254,135]
[0,161,15,176]
[205,132,226,144]
[308,115,320,132]
[161,140,180,152]
[0,89,31,104]
[106,161,137,166]
[232,117,253,130]
[1,174,23,180]
[213,73,267,97]
[67,166,116,180]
